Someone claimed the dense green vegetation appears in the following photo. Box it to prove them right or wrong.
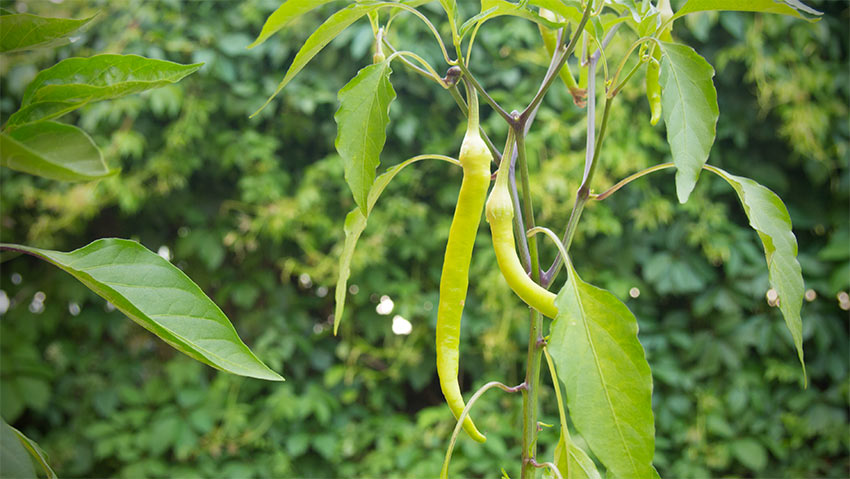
[0,1,847,477]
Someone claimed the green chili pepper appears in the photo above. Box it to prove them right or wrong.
[485,150,558,319]
[436,80,491,443]
[646,52,662,126]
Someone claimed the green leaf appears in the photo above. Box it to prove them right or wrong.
[731,438,768,471]
[705,165,806,380]
[0,13,95,53]
[0,120,116,181]
[334,155,459,334]
[334,209,367,336]
[459,0,562,39]
[0,239,284,382]
[334,60,396,215]
[4,422,55,479]
[251,3,381,117]
[672,0,821,21]
[550,262,658,479]
[658,42,719,203]
[247,0,338,48]
[7,54,202,126]
[527,0,585,25]
[0,420,35,479]
[554,431,602,479]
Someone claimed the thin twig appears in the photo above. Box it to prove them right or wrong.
[519,0,593,123]
[592,162,675,200]
[529,459,563,479]
[456,63,513,124]
[441,381,525,479]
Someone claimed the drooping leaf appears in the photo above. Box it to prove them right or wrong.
[0,239,284,381]
[672,0,821,21]
[658,41,718,203]
[705,165,806,379]
[7,54,202,126]
[335,209,368,336]
[0,420,35,479]
[549,262,658,479]
[247,0,337,48]
[0,13,94,53]
[4,421,55,479]
[334,60,396,215]
[334,155,459,334]
[252,3,381,116]
[0,120,115,181]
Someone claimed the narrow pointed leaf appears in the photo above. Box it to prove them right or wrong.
[673,0,821,21]
[5,422,55,479]
[247,0,337,48]
[706,166,806,379]
[550,263,658,479]
[658,42,718,203]
[334,60,396,215]
[0,421,35,479]
[1,120,115,181]
[5,101,88,128]
[0,13,95,53]
[335,209,368,335]
[0,239,284,381]
[8,54,202,126]
[252,3,380,116]
[334,155,459,334]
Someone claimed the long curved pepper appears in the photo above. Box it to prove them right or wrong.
[436,80,491,443]
[485,149,558,319]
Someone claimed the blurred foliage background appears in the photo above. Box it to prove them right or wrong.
[0,0,847,477]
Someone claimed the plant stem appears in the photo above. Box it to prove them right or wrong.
[592,162,675,200]
[521,309,544,479]
[520,0,593,123]
[447,84,502,164]
[456,62,514,124]
[542,56,614,287]
[513,119,546,479]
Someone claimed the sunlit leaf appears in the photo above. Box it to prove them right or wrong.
[0,239,284,381]
[0,121,115,181]
[658,41,719,203]
[706,165,806,379]
[7,54,202,126]
[672,0,821,21]
[334,60,396,215]
[549,262,658,479]
[334,155,459,334]
[247,0,337,49]
[0,13,94,53]
[251,3,380,116]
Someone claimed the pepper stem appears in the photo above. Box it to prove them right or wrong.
[464,78,480,134]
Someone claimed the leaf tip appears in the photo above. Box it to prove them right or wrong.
[246,37,262,50]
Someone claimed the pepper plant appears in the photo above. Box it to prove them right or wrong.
[247,0,821,477]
